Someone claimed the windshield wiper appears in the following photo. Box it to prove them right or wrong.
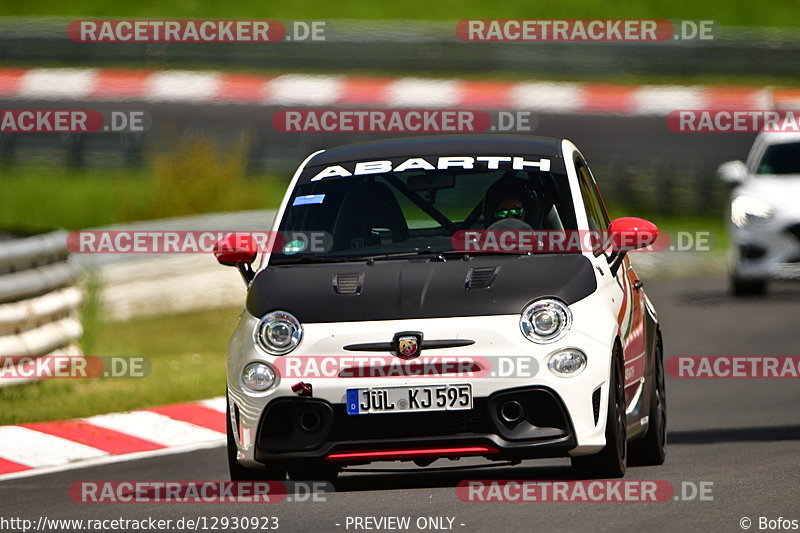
[353,250,461,262]
[270,254,354,264]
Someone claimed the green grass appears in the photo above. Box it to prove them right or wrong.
[0,166,288,232]
[0,306,241,425]
[0,166,152,233]
[1,0,799,28]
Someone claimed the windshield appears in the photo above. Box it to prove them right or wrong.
[756,142,800,175]
[272,156,577,263]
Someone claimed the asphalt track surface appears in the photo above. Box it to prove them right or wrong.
[1,276,798,533]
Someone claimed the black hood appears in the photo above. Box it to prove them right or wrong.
[246,254,597,323]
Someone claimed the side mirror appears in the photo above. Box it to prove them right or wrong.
[718,160,748,185]
[607,217,659,275]
[213,233,258,284]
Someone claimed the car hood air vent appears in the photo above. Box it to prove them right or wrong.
[333,272,364,295]
[466,266,499,289]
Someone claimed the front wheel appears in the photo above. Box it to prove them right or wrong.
[731,274,767,296]
[628,337,666,466]
[571,347,627,478]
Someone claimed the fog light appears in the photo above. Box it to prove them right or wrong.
[547,349,587,377]
[242,362,276,391]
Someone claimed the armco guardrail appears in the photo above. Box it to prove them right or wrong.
[0,231,83,388]
[72,211,272,321]
[0,19,799,78]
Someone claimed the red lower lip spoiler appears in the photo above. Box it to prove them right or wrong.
[324,445,500,462]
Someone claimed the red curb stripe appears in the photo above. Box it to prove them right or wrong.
[0,68,27,96]
[0,457,31,474]
[145,404,226,433]
[773,88,800,108]
[89,69,152,99]
[702,87,763,110]
[336,77,393,106]
[579,84,637,113]
[457,81,515,108]
[216,73,272,103]
[20,420,165,455]
[0,67,796,117]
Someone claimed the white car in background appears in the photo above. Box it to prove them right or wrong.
[719,132,800,295]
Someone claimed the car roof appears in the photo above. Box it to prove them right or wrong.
[307,134,564,166]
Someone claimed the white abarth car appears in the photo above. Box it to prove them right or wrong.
[719,132,800,295]
[215,135,666,481]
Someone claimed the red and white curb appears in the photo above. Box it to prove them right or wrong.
[0,67,797,116]
[0,397,226,481]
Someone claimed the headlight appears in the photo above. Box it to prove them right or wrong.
[547,349,587,377]
[520,298,572,343]
[241,362,276,391]
[731,195,773,228]
[255,311,302,355]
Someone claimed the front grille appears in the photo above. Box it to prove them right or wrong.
[786,224,800,246]
[329,399,492,441]
[740,244,767,260]
[333,272,363,295]
[592,387,602,425]
[465,267,499,289]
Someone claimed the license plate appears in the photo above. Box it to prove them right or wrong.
[346,384,472,415]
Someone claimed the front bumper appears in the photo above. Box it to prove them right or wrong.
[249,386,577,465]
[227,307,619,469]
[732,221,800,280]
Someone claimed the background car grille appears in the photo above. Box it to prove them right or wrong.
[785,224,800,246]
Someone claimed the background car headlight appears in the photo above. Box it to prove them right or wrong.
[255,311,302,355]
[241,362,276,391]
[731,195,773,228]
[520,298,572,343]
[547,349,587,376]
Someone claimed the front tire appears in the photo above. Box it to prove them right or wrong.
[571,346,627,478]
[226,396,286,481]
[731,274,767,296]
[628,337,666,466]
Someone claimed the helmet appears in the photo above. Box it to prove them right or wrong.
[482,176,541,229]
